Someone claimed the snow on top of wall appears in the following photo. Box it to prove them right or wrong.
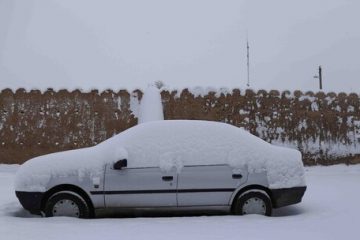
[1,86,359,98]
[15,120,305,192]
[2,86,234,95]
[298,95,316,102]
[185,86,232,98]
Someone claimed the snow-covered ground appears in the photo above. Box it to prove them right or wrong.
[0,164,359,240]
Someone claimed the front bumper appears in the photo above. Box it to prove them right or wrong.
[271,186,306,208]
[15,191,44,215]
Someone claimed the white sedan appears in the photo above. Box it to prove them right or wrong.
[15,120,306,218]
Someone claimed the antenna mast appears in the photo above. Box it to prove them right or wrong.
[246,34,250,87]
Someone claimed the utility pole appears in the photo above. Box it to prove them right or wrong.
[314,66,323,90]
[246,36,250,87]
[319,66,322,90]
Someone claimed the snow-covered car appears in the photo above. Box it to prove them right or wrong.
[15,120,306,218]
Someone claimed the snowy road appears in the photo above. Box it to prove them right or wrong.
[0,164,359,240]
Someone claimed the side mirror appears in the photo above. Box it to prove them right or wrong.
[113,159,127,170]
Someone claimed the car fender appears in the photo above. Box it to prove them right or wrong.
[229,171,269,205]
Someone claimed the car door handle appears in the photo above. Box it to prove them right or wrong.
[232,174,243,179]
[162,176,173,181]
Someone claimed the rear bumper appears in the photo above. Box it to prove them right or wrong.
[271,186,306,208]
[15,191,44,215]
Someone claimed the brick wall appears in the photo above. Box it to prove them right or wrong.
[1,88,359,165]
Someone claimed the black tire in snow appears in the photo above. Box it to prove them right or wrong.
[234,191,272,216]
[44,192,90,218]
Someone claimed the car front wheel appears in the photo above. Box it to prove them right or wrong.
[44,192,90,218]
[234,190,272,216]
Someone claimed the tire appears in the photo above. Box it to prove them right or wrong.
[44,192,90,218]
[233,191,272,216]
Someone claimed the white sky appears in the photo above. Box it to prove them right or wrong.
[0,0,359,92]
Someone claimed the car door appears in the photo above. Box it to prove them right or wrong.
[177,164,247,206]
[103,164,177,208]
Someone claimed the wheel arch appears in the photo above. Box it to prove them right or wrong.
[230,184,273,213]
[41,184,95,217]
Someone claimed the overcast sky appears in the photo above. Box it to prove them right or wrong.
[0,0,359,92]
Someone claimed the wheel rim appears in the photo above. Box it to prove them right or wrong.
[242,197,266,215]
[52,199,80,217]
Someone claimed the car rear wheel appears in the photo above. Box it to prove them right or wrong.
[44,192,90,218]
[234,191,272,216]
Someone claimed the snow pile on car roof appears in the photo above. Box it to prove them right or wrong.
[15,120,305,192]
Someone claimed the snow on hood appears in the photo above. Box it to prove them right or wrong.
[14,146,128,192]
[15,120,305,192]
